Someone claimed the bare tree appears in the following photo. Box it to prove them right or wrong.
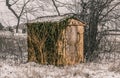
[55,0,120,61]
[51,0,60,16]
[78,0,120,61]
[6,0,30,33]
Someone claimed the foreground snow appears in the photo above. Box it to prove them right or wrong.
[0,60,120,78]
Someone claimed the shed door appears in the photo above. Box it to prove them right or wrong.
[64,25,84,64]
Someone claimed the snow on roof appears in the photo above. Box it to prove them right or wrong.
[28,13,75,23]
[13,13,85,28]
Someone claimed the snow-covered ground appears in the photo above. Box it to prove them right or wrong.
[0,59,120,78]
[0,32,120,78]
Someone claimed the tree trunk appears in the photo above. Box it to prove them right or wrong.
[86,11,99,61]
[16,18,20,33]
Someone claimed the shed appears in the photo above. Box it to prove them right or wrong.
[27,14,85,66]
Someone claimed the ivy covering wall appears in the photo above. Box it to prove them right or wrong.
[27,18,70,66]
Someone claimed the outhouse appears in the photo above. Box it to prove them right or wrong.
[27,14,85,66]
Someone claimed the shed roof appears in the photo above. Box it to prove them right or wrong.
[28,13,85,26]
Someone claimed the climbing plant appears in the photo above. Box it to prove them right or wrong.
[27,17,71,66]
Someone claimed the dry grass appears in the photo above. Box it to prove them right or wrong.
[108,63,120,73]
[0,35,27,63]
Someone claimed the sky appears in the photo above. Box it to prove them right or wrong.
[0,0,71,27]
[0,0,16,26]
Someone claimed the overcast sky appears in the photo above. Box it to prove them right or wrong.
[0,0,16,26]
[0,0,72,27]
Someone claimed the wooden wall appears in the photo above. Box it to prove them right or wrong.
[61,25,84,65]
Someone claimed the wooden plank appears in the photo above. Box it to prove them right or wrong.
[77,26,84,63]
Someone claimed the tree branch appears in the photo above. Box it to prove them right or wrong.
[11,0,19,6]
[52,0,60,16]
[6,0,19,18]
[100,2,120,21]
[19,0,30,17]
